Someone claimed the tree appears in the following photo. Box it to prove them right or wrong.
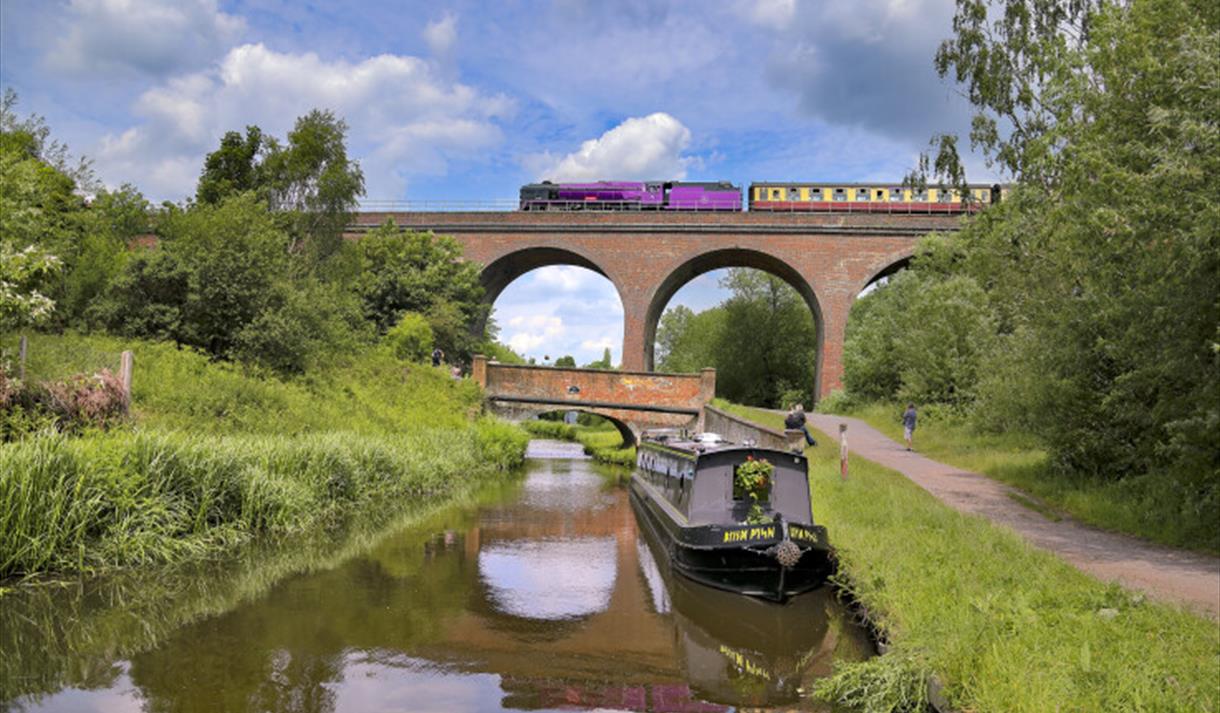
[0,243,60,331]
[196,127,264,205]
[261,110,365,264]
[355,220,489,362]
[653,269,818,407]
[554,355,576,367]
[193,111,365,267]
[584,347,613,370]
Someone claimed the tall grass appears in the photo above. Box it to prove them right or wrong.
[840,402,1218,554]
[725,404,1219,711]
[0,424,526,578]
[1,332,483,435]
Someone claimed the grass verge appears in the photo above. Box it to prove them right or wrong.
[836,402,1218,554]
[726,403,1219,712]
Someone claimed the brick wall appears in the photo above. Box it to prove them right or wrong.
[358,212,957,400]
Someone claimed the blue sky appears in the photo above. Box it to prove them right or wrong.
[1,0,994,365]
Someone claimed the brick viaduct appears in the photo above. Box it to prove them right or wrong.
[350,211,962,401]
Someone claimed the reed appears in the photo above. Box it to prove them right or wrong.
[0,424,525,578]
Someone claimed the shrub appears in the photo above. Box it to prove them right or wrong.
[384,311,433,362]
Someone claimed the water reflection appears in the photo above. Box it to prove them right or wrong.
[7,452,870,713]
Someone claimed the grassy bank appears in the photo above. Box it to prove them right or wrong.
[0,333,527,578]
[521,418,636,467]
[834,402,1218,554]
[724,403,1219,712]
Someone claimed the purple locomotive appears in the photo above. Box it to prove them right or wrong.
[519,180,742,211]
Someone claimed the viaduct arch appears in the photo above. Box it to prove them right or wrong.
[350,211,957,400]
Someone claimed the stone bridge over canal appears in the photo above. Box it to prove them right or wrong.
[353,211,963,400]
[472,355,716,446]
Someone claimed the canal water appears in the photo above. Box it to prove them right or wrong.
[5,441,872,712]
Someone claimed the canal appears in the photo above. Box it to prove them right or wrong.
[4,441,872,712]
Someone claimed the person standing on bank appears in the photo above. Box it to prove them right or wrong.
[785,404,817,447]
[902,403,917,451]
[431,348,444,368]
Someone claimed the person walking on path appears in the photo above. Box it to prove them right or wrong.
[902,403,917,451]
[785,404,817,447]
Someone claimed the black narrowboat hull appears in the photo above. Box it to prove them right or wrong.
[629,474,835,602]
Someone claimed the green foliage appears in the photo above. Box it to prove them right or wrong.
[846,0,1220,511]
[584,347,614,369]
[384,312,434,362]
[194,112,364,266]
[1,333,484,437]
[725,405,1220,712]
[355,220,489,361]
[0,244,61,331]
[656,304,725,373]
[734,456,774,524]
[814,652,930,713]
[480,339,526,365]
[0,426,522,578]
[655,269,817,407]
[554,355,576,367]
[195,126,265,205]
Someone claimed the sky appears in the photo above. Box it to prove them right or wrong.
[1,0,994,365]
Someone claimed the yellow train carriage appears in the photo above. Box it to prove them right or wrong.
[749,182,1003,213]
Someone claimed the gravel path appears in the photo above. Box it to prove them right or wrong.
[808,413,1220,619]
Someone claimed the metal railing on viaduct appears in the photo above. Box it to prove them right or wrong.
[354,211,964,401]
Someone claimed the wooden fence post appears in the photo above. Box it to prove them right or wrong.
[839,423,849,481]
[119,351,134,405]
[18,335,27,381]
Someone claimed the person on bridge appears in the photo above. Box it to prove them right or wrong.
[902,403,917,451]
[784,404,817,447]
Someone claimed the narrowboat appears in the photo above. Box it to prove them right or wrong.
[629,431,834,602]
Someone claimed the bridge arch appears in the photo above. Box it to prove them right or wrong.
[641,248,824,386]
[478,246,620,307]
[532,409,638,449]
[858,251,916,297]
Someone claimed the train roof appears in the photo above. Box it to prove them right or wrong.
[750,181,1002,188]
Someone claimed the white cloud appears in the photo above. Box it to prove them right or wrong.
[94,43,513,199]
[50,0,244,78]
[747,0,796,30]
[532,266,601,293]
[424,14,458,56]
[531,113,693,182]
[506,315,566,354]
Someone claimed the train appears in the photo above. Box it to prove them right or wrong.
[518,180,1004,213]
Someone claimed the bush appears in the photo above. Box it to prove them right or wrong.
[384,312,433,362]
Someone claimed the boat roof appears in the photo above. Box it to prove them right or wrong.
[641,431,785,458]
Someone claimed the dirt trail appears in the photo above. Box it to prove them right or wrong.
[807,413,1220,619]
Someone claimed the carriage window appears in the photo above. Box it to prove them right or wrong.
[914,189,928,201]
[808,187,821,201]
[788,187,800,201]
[833,188,846,200]
[856,188,869,201]
[890,188,903,202]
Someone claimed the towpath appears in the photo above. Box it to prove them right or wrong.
[806,413,1220,619]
